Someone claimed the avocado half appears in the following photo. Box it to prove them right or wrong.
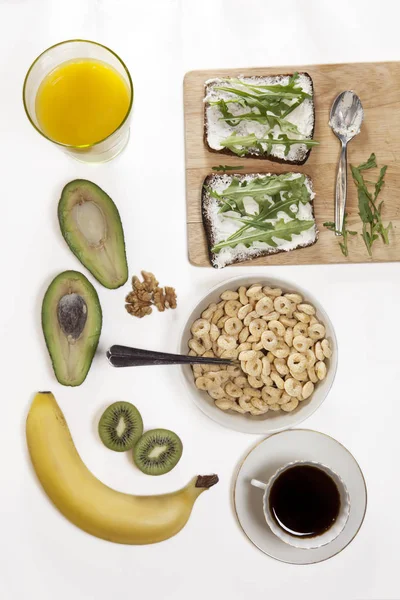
[42,270,102,387]
[58,180,128,289]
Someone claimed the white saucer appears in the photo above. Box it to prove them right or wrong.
[233,429,367,564]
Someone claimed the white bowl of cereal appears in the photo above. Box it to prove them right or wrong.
[179,276,337,434]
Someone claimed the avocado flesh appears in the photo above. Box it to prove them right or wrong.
[58,180,128,289]
[42,271,102,387]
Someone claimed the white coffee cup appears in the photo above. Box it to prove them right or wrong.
[251,460,351,549]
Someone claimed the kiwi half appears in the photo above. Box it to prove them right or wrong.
[134,429,183,475]
[98,402,143,452]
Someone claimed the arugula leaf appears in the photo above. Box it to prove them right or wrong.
[324,214,357,257]
[212,219,315,253]
[220,133,319,157]
[212,165,244,172]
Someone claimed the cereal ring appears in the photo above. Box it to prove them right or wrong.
[316,361,327,380]
[208,387,226,400]
[268,403,281,411]
[224,300,242,317]
[188,338,205,355]
[238,304,253,320]
[255,296,274,316]
[225,317,243,336]
[263,311,280,322]
[217,334,237,351]
[229,403,246,414]
[284,293,303,305]
[302,381,314,400]
[261,330,278,351]
[205,371,224,388]
[321,339,332,359]
[247,375,264,389]
[217,300,226,309]
[252,340,264,351]
[195,376,209,390]
[221,290,239,301]
[279,392,292,405]
[247,335,258,343]
[314,341,325,361]
[238,286,248,305]
[237,342,252,353]
[267,352,275,363]
[309,316,319,326]
[250,396,269,411]
[217,315,230,329]
[290,369,308,382]
[274,296,292,315]
[191,318,211,338]
[246,285,264,299]
[225,382,242,398]
[239,326,249,343]
[268,320,286,337]
[239,350,257,362]
[281,398,299,412]
[274,358,289,376]
[287,352,307,373]
[244,310,259,326]
[261,356,271,376]
[250,406,270,415]
[305,348,316,367]
[262,386,282,401]
[308,323,326,341]
[270,371,285,390]
[271,341,290,359]
[202,303,217,320]
[261,373,273,386]
[215,399,234,411]
[221,349,239,359]
[200,334,212,351]
[284,378,302,397]
[293,335,312,353]
[307,366,318,383]
[210,323,220,342]
[212,342,221,357]
[246,358,262,377]
[227,365,242,377]
[238,395,253,412]
[298,303,316,316]
[240,361,249,374]
[234,376,247,388]
[284,327,293,347]
[249,318,267,338]
[211,308,224,325]
[293,322,308,337]
[279,316,297,327]
[293,311,311,324]
[192,364,203,378]
[243,387,262,398]
[262,286,282,297]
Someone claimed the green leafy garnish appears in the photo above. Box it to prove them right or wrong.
[220,133,319,157]
[323,215,357,257]
[350,153,391,256]
[212,165,244,172]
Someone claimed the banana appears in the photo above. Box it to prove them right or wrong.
[26,392,218,544]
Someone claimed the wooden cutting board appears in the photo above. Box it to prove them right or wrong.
[184,62,400,267]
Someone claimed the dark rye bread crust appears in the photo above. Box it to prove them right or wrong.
[202,173,318,269]
[203,73,315,166]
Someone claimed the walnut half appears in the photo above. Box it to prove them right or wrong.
[125,271,177,318]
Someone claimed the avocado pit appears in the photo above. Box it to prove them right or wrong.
[57,293,88,342]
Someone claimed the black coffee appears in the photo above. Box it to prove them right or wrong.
[269,465,340,538]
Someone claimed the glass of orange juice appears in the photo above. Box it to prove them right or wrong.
[23,40,133,163]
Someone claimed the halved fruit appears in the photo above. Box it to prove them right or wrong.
[58,180,128,289]
[42,270,102,386]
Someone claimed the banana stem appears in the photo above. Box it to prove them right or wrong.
[195,475,219,489]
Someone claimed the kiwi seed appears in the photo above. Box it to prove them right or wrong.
[98,401,143,452]
[134,428,183,475]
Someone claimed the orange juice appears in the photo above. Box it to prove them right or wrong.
[35,59,131,146]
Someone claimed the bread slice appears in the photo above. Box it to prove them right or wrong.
[202,172,318,269]
[204,73,315,165]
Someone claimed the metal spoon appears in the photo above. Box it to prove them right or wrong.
[329,91,364,235]
[106,345,236,368]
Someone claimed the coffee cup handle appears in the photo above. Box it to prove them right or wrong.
[250,478,267,491]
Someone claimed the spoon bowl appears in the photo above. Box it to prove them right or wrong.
[329,91,364,235]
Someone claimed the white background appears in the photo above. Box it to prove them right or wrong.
[1,1,400,598]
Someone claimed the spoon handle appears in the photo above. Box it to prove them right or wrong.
[106,345,235,367]
[335,141,348,235]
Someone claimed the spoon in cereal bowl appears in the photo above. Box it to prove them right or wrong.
[106,345,237,367]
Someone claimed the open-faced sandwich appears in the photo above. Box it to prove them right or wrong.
[204,72,317,165]
[202,172,318,268]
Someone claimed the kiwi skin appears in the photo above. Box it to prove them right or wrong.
[98,402,143,452]
[134,429,183,476]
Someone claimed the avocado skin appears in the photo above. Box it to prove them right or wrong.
[42,270,102,387]
[58,179,128,290]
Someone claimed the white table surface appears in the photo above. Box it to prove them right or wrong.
[1,1,400,598]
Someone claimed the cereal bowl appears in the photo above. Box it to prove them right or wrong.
[179,276,338,434]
